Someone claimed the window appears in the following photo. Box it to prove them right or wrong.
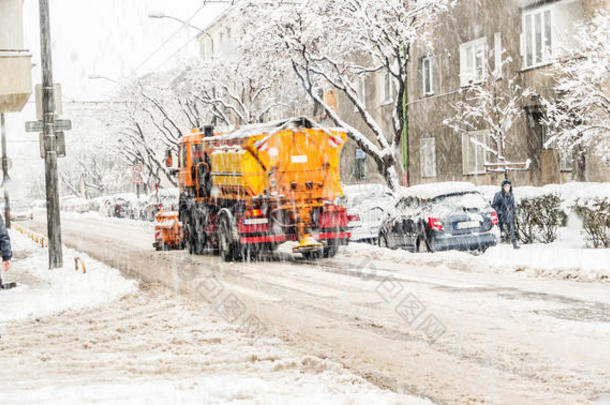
[379,71,392,104]
[354,148,367,179]
[422,57,433,96]
[522,7,552,69]
[461,131,488,175]
[459,37,487,86]
[354,76,366,111]
[494,32,503,79]
[420,137,437,178]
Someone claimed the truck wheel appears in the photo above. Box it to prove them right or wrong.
[218,216,238,262]
[416,236,432,253]
[322,240,339,258]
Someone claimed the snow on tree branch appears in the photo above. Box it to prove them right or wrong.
[541,10,610,165]
[237,0,455,189]
[443,53,532,177]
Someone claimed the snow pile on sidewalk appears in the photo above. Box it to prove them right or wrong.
[342,228,609,282]
[0,229,137,322]
[1,374,430,405]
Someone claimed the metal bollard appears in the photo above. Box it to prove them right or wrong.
[74,257,86,274]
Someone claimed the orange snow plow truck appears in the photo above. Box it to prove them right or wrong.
[166,117,350,261]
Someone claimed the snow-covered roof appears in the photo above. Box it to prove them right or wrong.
[203,117,345,143]
[397,182,477,200]
[342,183,393,196]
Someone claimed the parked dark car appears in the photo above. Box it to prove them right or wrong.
[378,182,498,253]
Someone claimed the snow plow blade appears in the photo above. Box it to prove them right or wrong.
[292,236,323,254]
[0,282,17,290]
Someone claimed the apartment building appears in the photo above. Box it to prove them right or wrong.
[195,0,609,187]
[407,0,610,186]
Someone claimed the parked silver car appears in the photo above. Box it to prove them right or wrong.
[338,184,396,243]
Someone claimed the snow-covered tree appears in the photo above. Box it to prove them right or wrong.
[111,74,194,189]
[443,55,532,178]
[541,10,610,172]
[238,0,454,190]
[59,104,133,197]
[178,57,305,128]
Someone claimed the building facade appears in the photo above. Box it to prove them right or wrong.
[196,0,609,188]
[407,0,610,186]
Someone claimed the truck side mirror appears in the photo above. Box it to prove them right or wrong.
[165,149,173,167]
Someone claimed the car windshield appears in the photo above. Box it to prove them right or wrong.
[432,192,488,209]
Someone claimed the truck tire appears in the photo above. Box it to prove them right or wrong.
[218,215,239,262]
[322,240,339,258]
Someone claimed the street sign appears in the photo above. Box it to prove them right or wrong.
[134,174,143,185]
[132,164,143,175]
[25,120,43,132]
[35,83,62,121]
[39,131,66,158]
[25,118,71,133]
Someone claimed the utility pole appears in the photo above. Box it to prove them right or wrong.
[39,0,62,268]
[0,113,10,229]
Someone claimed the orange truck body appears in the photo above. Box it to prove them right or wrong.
[174,118,350,260]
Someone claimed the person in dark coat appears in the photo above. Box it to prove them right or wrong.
[0,214,12,286]
[492,179,520,249]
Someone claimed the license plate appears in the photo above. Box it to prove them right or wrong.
[456,220,479,230]
[243,218,268,225]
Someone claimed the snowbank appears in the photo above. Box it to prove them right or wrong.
[0,229,137,322]
[342,225,610,283]
[0,374,430,405]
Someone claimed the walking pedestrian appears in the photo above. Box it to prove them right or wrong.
[492,179,520,249]
[0,214,12,288]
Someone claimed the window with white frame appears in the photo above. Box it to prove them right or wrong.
[459,37,487,87]
[461,130,489,175]
[420,137,437,178]
[493,32,503,79]
[522,6,552,69]
[379,71,392,104]
[422,56,433,96]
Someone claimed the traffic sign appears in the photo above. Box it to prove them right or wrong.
[134,174,143,185]
[25,120,43,132]
[25,119,71,133]
[132,164,143,175]
[35,83,63,121]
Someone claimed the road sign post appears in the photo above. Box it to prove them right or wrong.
[39,0,62,269]
[1,113,10,229]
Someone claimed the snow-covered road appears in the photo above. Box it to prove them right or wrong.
[0,230,427,404]
[23,212,610,404]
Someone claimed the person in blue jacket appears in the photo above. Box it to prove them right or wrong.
[0,214,12,287]
[492,179,520,249]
